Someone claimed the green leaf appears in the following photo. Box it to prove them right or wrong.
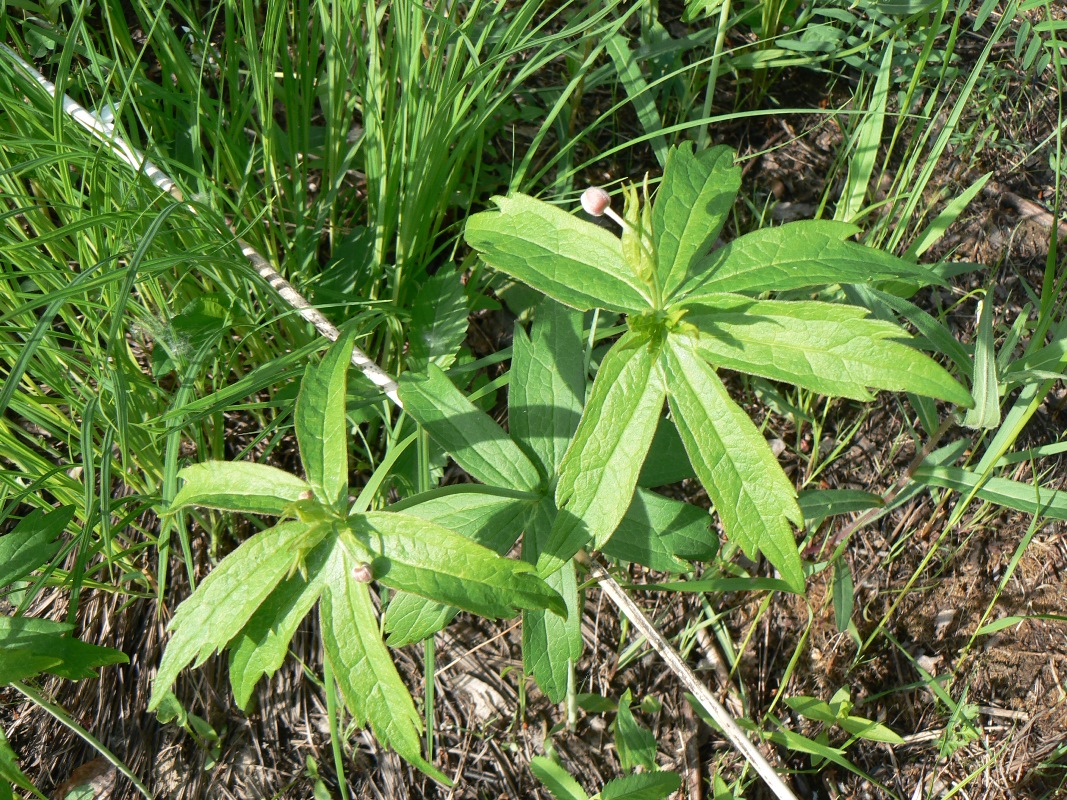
[529,756,589,800]
[600,771,682,800]
[663,336,805,592]
[170,461,312,517]
[797,489,884,528]
[0,650,62,684]
[832,560,854,632]
[399,365,541,492]
[465,194,653,313]
[962,297,1000,429]
[510,300,586,476]
[0,617,126,680]
[384,593,457,647]
[229,538,333,708]
[407,269,469,371]
[686,296,973,405]
[522,499,582,702]
[679,220,944,299]
[354,512,565,619]
[605,34,668,169]
[603,489,716,571]
[615,690,657,771]
[296,329,357,509]
[0,505,72,588]
[653,143,740,298]
[523,560,581,703]
[540,334,666,575]
[637,416,696,487]
[0,729,41,798]
[389,486,536,551]
[320,562,449,784]
[383,489,537,646]
[149,522,325,710]
[913,464,1067,520]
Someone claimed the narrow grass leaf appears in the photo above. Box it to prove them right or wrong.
[356,512,565,618]
[653,143,740,297]
[906,172,992,259]
[603,489,715,571]
[149,522,322,710]
[832,561,854,632]
[229,537,334,708]
[678,221,943,299]
[913,464,1067,520]
[976,614,1067,636]
[605,33,668,168]
[541,334,666,574]
[686,296,973,405]
[509,300,585,476]
[465,194,653,313]
[836,44,892,223]
[600,771,682,800]
[321,571,448,784]
[399,365,541,492]
[962,297,1000,429]
[296,329,357,509]
[170,461,312,517]
[663,336,804,592]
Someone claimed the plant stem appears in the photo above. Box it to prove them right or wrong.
[5,44,797,799]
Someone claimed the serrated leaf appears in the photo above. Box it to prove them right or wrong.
[510,300,586,476]
[539,334,666,575]
[522,500,582,703]
[0,650,62,683]
[0,617,126,680]
[678,220,943,299]
[149,522,324,710]
[663,336,805,592]
[399,365,541,492]
[0,505,72,588]
[615,690,657,771]
[407,270,469,371]
[229,538,334,708]
[384,592,457,647]
[355,512,565,619]
[170,461,312,517]
[603,489,716,571]
[296,329,356,509]
[653,143,740,297]
[0,728,40,798]
[465,194,653,313]
[600,771,682,800]
[384,489,538,645]
[686,296,973,405]
[320,562,449,784]
[529,756,589,800]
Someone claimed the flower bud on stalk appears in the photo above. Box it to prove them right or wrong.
[580,187,629,232]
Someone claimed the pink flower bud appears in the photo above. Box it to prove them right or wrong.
[581,187,612,216]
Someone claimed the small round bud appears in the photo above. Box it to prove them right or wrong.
[581,187,612,217]
[352,562,374,583]
[298,489,314,501]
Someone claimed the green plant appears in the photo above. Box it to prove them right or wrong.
[465,142,973,591]
[0,506,132,798]
[151,329,565,782]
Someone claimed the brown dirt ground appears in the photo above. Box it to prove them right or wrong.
[7,5,1067,800]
